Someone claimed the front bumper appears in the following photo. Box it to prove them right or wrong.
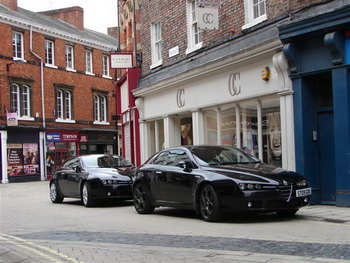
[90,184,133,200]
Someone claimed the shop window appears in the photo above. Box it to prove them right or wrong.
[181,117,193,146]
[56,89,73,121]
[240,102,258,157]
[93,94,108,123]
[242,0,267,30]
[186,0,203,54]
[10,83,32,119]
[12,31,24,60]
[204,109,218,145]
[262,99,281,167]
[45,40,55,66]
[220,106,236,146]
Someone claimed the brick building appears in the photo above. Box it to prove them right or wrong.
[0,0,119,183]
[118,0,350,206]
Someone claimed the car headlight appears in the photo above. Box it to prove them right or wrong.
[102,179,117,185]
[239,183,262,190]
[296,180,308,187]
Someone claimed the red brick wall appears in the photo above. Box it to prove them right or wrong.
[0,23,117,131]
[39,7,84,31]
[138,0,326,76]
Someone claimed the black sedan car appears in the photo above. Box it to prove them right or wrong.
[132,146,311,222]
[50,154,134,207]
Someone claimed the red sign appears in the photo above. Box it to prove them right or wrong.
[61,132,79,142]
[79,134,88,142]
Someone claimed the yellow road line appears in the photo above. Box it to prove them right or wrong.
[0,233,83,263]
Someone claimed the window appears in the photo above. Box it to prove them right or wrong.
[12,32,24,60]
[56,89,73,120]
[10,83,31,118]
[85,50,93,74]
[93,94,108,123]
[65,45,74,70]
[102,55,109,76]
[151,22,162,68]
[242,0,267,29]
[186,0,202,54]
[45,40,55,65]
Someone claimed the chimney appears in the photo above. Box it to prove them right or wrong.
[0,0,18,11]
[39,6,84,31]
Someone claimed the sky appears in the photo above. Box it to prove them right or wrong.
[17,0,118,34]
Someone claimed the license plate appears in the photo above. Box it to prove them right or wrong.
[296,188,312,197]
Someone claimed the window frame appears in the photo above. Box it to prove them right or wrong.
[150,21,163,69]
[45,39,55,66]
[85,49,93,74]
[12,31,24,60]
[65,45,75,70]
[55,88,74,122]
[186,0,203,55]
[102,55,110,77]
[242,0,267,30]
[93,93,108,124]
[10,83,33,120]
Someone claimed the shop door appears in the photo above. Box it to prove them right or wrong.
[317,110,336,204]
[316,75,336,204]
[54,150,68,169]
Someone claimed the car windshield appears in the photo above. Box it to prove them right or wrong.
[190,146,261,165]
[81,155,133,168]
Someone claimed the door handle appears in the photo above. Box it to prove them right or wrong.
[155,171,162,175]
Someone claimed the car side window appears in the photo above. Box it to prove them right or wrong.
[64,158,79,169]
[153,152,169,165]
[168,150,191,167]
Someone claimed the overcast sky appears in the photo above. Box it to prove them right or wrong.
[17,0,118,34]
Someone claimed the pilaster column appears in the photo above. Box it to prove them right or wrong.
[1,131,8,183]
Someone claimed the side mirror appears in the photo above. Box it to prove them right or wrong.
[178,161,193,172]
[72,165,81,173]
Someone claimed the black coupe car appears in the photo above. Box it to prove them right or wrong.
[50,154,134,207]
[132,146,311,222]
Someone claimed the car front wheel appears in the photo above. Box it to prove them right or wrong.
[50,181,64,203]
[82,182,95,207]
[133,183,155,214]
[199,184,222,222]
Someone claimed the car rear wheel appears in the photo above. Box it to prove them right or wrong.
[199,184,222,222]
[276,209,298,217]
[50,181,64,203]
[82,182,95,207]
[133,183,155,214]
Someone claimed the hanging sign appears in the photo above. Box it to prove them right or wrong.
[7,112,18,126]
[110,53,133,69]
[197,7,219,30]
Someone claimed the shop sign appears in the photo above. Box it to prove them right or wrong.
[46,133,61,142]
[197,7,219,30]
[228,73,241,96]
[110,53,133,69]
[7,112,18,126]
[61,133,79,142]
[79,134,89,142]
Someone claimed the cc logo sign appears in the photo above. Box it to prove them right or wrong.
[228,73,241,96]
[202,13,214,24]
[176,89,185,108]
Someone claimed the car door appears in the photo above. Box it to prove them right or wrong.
[155,150,198,206]
[63,158,81,197]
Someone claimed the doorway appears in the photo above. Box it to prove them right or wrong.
[316,75,336,204]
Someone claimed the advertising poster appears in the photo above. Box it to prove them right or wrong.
[23,143,39,174]
[266,112,282,167]
[7,144,23,176]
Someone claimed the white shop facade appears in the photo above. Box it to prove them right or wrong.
[134,49,295,171]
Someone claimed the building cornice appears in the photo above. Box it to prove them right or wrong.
[0,13,118,51]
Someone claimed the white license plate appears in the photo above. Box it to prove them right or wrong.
[296,188,312,197]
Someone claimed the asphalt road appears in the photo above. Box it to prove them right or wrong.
[0,181,349,263]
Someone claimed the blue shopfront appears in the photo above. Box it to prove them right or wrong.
[279,3,350,206]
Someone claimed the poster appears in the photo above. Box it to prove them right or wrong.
[266,112,282,167]
[23,143,39,174]
[7,144,23,176]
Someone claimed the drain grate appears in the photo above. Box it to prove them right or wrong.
[323,218,347,224]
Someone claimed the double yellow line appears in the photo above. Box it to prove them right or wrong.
[0,233,82,263]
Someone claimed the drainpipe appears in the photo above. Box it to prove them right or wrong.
[30,25,47,181]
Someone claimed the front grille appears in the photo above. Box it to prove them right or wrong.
[279,184,293,202]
